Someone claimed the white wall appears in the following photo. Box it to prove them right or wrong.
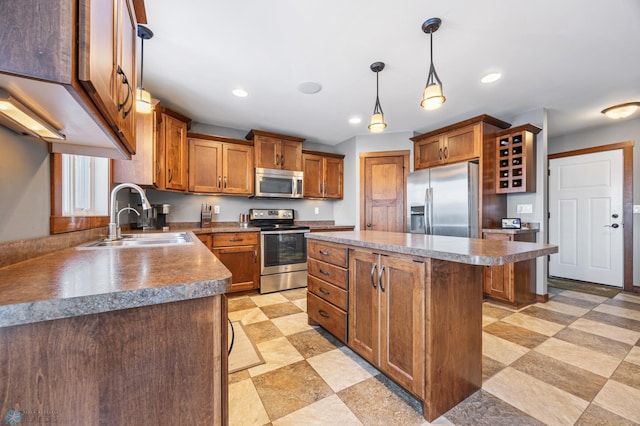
[333,131,414,230]
[548,117,640,285]
[0,127,50,242]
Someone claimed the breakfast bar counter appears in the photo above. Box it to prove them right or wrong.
[305,231,557,421]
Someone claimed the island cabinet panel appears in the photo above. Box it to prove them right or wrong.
[348,249,426,399]
[0,296,228,425]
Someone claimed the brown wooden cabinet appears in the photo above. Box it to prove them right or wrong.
[349,249,426,398]
[483,230,537,308]
[188,134,254,195]
[199,232,260,293]
[246,129,304,171]
[302,150,344,199]
[495,124,541,194]
[307,240,349,342]
[411,115,512,232]
[158,108,190,191]
[0,0,147,159]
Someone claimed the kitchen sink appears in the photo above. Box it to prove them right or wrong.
[77,232,194,249]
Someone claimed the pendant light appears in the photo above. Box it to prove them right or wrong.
[136,25,154,114]
[368,62,387,133]
[420,17,446,111]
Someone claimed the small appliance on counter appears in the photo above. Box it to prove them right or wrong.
[136,204,171,231]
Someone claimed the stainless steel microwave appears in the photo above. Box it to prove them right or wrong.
[255,167,303,198]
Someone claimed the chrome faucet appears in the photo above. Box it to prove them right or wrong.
[107,183,152,240]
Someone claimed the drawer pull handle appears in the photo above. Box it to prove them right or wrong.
[229,238,244,242]
[319,250,330,256]
[319,287,330,295]
[318,310,330,319]
[319,269,330,276]
[370,263,377,289]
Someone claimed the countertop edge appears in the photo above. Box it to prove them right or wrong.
[306,232,558,266]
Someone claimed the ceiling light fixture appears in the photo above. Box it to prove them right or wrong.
[420,17,446,111]
[601,102,640,119]
[368,62,387,133]
[481,72,502,84]
[0,88,65,140]
[232,88,248,97]
[136,25,154,114]
[349,117,362,124]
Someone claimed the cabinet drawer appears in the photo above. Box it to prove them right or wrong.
[308,292,347,343]
[308,275,347,310]
[308,240,347,267]
[213,232,258,247]
[308,258,348,290]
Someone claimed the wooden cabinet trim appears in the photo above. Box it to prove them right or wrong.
[245,129,305,143]
[187,132,253,147]
[410,114,510,142]
[302,149,345,159]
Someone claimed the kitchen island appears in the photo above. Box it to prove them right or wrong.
[305,231,558,422]
[0,232,230,425]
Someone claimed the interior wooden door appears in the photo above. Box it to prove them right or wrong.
[360,151,409,232]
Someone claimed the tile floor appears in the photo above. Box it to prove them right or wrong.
[227,287,640,425]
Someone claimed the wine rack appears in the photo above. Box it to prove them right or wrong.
[494,124,541,194]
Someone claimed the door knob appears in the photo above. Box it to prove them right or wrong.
[366,223,372,228]
[612,213,619,219]
[604,223,620,228]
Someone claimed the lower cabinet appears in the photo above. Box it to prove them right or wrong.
[483,230,537,308]
[348,249,426,398]
[198,232,260,293]
[306,240,348,342]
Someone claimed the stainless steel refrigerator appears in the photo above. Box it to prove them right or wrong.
[406,162,479,237]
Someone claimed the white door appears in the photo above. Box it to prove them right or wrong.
[549,149,623,287]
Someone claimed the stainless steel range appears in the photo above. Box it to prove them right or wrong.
[249,209,310,294]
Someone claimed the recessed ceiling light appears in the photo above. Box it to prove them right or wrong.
[349,117,362,124]
[481,72,502,84]
[298,81,322,94]
[232,88,248,97]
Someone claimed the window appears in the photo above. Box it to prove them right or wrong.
[50,153,112,234]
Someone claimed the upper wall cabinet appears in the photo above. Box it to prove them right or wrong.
[0,0,146,159]
[187,134,254,195]
[302,150,344,199]
[246,129,304,171]
[113,103,192,191]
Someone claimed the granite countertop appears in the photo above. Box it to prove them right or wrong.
[0,231,231,328]
[306,231,557,266]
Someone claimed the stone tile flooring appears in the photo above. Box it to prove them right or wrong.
[227,287,640,425]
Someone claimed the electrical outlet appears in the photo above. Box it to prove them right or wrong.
[314,207,319,215]
[214,205,220,214]
[516,204,533,214]
[634,205,640,214]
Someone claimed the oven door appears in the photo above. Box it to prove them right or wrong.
[260,229,308,275]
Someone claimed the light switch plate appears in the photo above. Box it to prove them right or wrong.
[314,207,319,215]
[516,204,533,214]
[634,205,640,214]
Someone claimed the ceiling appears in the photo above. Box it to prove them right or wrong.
[142,0,640,145]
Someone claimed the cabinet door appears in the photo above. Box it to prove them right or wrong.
[114,0,137,153]
[302,154,323,198]
[212,245,259,292]
[414,136,443,170]
[348,250,379,365]
[163,114,188,191]
[482,233,514,302]
[324,157,343,199]
[222,144,254,195]
[443,124,480,164]
[78,0,119,136]
[280,140,302,171]
[188,139,223,193]
[254,136,280,169]
[379,255,425,398]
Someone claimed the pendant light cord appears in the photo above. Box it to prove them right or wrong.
[140,38,145,88]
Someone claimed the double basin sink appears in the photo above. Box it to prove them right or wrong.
[78,232,194,249]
